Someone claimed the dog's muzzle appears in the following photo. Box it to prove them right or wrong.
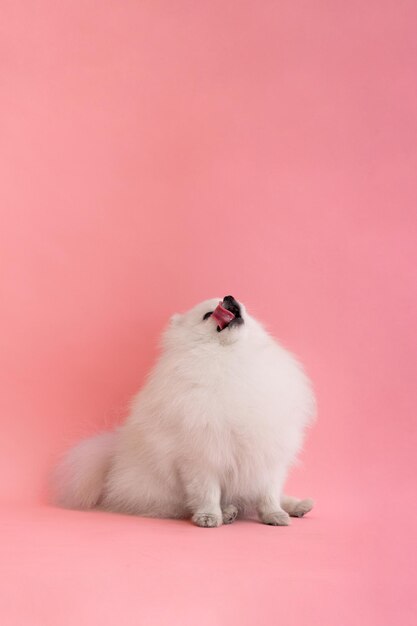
[215,295,244,332]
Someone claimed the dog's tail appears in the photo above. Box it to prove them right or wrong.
[53,432,116,510]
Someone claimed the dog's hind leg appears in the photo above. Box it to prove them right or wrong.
[281,494,314,517]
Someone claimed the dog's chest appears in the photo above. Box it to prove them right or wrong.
[185,395,280,476]
[172,348,286,467]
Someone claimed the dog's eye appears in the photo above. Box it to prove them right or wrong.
[202,311,212,321]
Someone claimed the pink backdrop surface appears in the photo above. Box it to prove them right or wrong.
[1,1,416,625]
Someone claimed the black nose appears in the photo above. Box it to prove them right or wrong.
[222,295,241,317]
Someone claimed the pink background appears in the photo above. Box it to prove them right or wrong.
[1,1,416,625]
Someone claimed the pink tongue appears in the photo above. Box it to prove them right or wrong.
[211,302,235,329]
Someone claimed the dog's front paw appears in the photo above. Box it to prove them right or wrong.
[192,512,222,528]
[261,510,290,526]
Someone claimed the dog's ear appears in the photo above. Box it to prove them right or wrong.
[170,313,182,326]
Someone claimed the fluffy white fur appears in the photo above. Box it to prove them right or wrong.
[55,297,316,527]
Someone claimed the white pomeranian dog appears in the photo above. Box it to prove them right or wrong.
[55,295,316,527]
